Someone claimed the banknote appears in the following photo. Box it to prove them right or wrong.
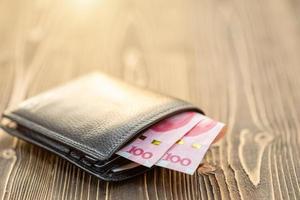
[155,117,225,174]
[116,112,205,167]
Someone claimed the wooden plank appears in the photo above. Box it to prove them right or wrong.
[0,0,299,199]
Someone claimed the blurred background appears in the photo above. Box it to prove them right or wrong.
[0,0,300,199]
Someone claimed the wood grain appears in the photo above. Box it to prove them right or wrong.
[0,0,300,199]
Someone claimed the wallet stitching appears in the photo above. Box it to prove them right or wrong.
[6,103,199,159]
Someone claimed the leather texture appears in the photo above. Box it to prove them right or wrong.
[1,72,204,181]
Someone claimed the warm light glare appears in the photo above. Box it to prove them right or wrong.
[68,0,102,14]
[72,0,100,7]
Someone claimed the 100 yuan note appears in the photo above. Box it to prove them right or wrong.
[116,112,205,167]
[155,117,225,174]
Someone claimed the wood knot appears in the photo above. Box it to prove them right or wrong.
[239,129,274,186]
[1,149,16,159]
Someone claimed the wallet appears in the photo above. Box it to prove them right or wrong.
[0,72,204,181]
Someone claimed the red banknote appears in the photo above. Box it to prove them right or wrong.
[116,112,205,167]
[156,117,225,174]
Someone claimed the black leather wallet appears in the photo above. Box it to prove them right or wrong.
[0,73,204,181]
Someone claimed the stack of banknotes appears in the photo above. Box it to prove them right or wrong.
[116,112,226,175]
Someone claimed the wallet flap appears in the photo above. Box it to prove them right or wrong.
[3,73,202,161]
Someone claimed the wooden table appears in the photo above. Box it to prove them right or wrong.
[0,0,299,199]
